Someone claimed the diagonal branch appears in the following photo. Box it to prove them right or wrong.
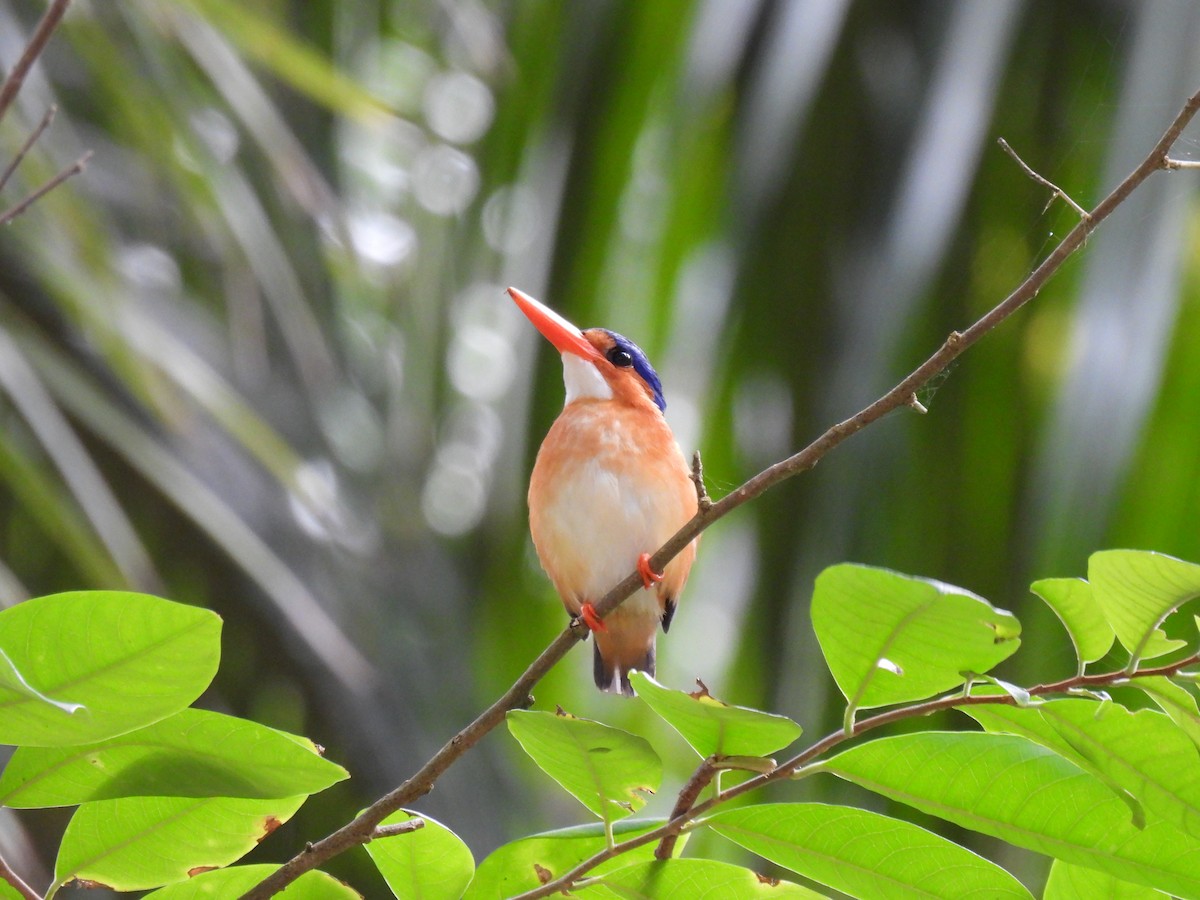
[0,104,55,194]
[241,83,1200,900]
[0,0,72,127]
[0,149,90,226]
[0,855,41,900]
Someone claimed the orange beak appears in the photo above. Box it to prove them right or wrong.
[507,287,604,363]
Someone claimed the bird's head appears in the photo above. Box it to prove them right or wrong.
[507,287,665,413]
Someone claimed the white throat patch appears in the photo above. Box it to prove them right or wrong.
[561,353,612,406]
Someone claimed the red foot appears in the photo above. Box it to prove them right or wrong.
[637,552,663,589]
[580,602,606,633]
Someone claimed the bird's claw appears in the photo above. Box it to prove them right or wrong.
[579,602,606,633]
[637,552,663,589]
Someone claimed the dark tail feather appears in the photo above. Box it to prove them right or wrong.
[593,641,655,696]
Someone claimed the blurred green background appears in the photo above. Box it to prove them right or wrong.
[1,0,1198,895]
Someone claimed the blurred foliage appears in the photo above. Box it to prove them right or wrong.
[0,0,1197,894]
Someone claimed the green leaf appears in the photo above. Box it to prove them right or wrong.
[577,858,824,898]
[53,794,305,892]
[629,672,801,759]
[968,699,1200,837]
[1138,676,1200,749]
[707,802,1031,899]
[811,565,1021,718]
[1030,577,1115,667]
[825,731,1200,896]
[0,591,221,747]
[465,819,684,900]
[507,710,661,825]
[364,810,474,900]
[1043,858,1167,899]
[0,708,348,807]
[143,864,361,898]
[1088,550,1200,664]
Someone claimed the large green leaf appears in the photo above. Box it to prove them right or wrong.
[52,794,305,893]
[507,710,661,824]
[465,819,685,900]
[1030,577,1115,668]
[707,802,1031,899]
[1088,550,1200,664]
[967,699,1200,838]
[0,708,347,807]
[825,731,1200,896]
[364,809,474,900]
[811,565,1021,718]
[630,672,801,759]
[143,864,361,898]
[0,592,221,747]
[577,858,823,898]
[1043,858,1166,899]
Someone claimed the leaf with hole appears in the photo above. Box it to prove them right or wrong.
[0,707,347,807]
[707,802,1031,899]
[364,810,474,900]
[507,710,661,825]
[0,591,221,747]
[630,672,801,759]
[811,564,1020,718]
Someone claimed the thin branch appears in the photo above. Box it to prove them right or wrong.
[690,450,712,512]
[0,149,90,226]
[1164,157,1200,170]
[0,0,72,127]
[0,855,42,900]
[241,84,1200,900]
[655,757,719,860]
[518,650,1200,898]
[0,104,55,194]
[998,137,1091,220]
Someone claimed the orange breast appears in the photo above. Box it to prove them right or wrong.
[528,400,697,620]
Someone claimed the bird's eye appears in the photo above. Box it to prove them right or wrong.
[607,347,634,367]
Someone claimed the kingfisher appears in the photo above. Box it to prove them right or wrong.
[508,287,698,695]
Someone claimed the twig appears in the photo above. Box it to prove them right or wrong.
[655,757,719,860]
[0,0,72,127]
[0,149,91,226]
[241,84,1200,900]
[690,450,712,512]
[0,104,56,194]
[1164,157,1200,170]
[998,137,1091,220]
[370,819,424,840]
[517,650,1200,898]
[0,855,42,900]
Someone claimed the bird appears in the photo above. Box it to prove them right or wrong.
[508,286,698,695]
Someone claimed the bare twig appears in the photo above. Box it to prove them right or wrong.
[1164,157,1200,170]
[0,855,42,900]
[370,819,424,840]
[689,450,712,512]
[655,757,719,860]
[0,0,72,127]
[518,650,1200,898]
[0,149,90,226]
[241,85,1200,900]
[998,137,1091,220]
[0,104,55,194]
